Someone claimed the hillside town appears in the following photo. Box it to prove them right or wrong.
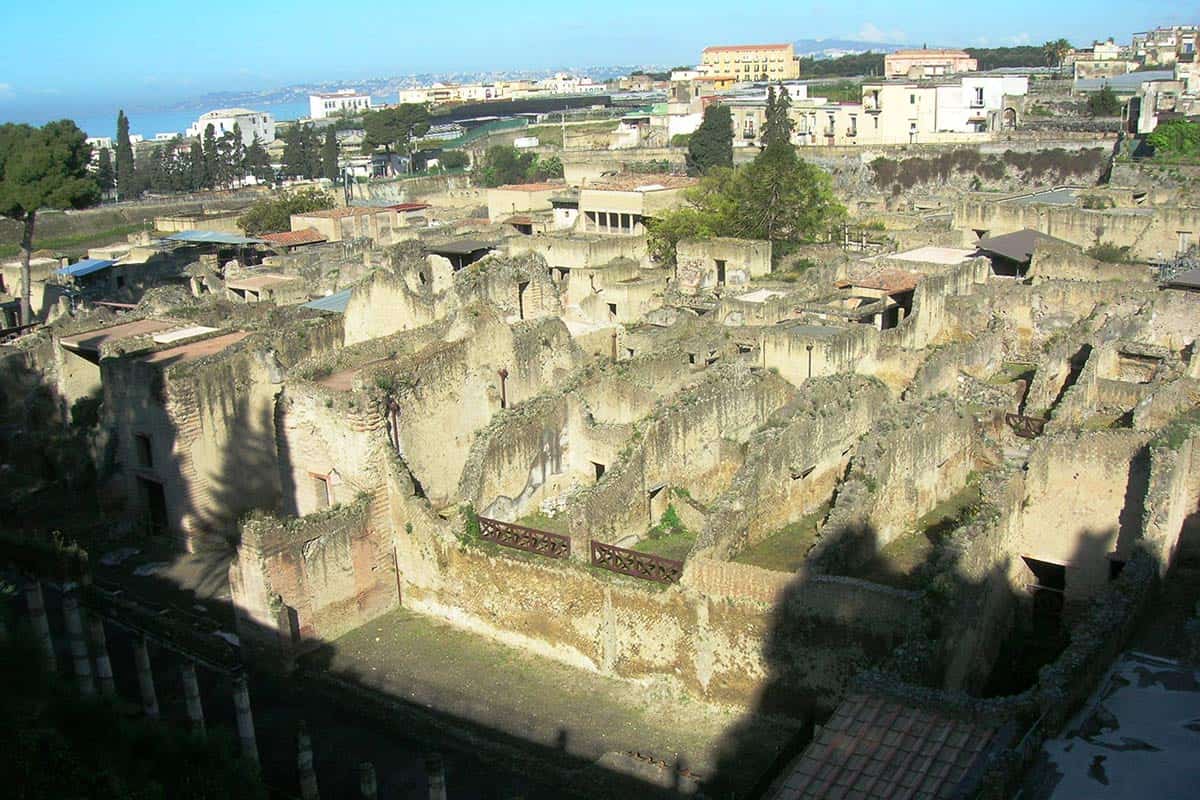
[2,16,1200,800]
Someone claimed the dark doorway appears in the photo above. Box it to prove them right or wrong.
[517,281,530,320]
[592,461,606,481]
[138,477,168,536]
[715,259,727,285]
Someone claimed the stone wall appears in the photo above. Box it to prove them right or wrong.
[560,363,796,548]
[811,398,984,571]
[675,237,772,295]
[695,375,892,560]
[1028,240,1153,284]
[389,459,920,709]
[230,494,399,659]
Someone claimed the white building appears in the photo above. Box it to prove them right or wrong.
[187,108,276,145]
[308,90,373,120]
[934,75,1029,133]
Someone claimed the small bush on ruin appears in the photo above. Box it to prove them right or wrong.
[1085,242,1130,263]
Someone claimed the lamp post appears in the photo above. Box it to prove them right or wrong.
[806,343,814,379]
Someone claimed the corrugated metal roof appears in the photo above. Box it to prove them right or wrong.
[302,288,352,314]
[56,258,116,278]
[164,230,264,245]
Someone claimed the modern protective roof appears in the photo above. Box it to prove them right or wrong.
[225,273,299,291]
[56,258,117,278]
[428,239,496,255]
[58,319,176,352]
[302,288,352,314]
[1074,70,1173,92]
[164,230,264,245]
[975,229,1071,263]
[1165,268,1200,291]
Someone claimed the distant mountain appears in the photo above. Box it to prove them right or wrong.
[793,39,909,58]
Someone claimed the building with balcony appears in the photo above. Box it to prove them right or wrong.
[309,90,372,120]
[884,49,977,79]
[700,43,801,81]
[1132,26,1198,67]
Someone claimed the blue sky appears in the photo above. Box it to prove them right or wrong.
[0,0,1195,120]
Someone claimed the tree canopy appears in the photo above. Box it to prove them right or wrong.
[648,130,845,265]
[1042,39,1072,69]
[237,186,334,235]
[281,123,322,180]
[0,120,100,322]
[475,145,562,187]
[1087,86,1122,117]
[115,110,135,200]
[362,105,431,157]
[686,104,732,175]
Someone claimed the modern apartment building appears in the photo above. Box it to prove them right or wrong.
[186,108,276,145]
[884,49,978,79]
[700,43,801,81]
[309,90,372,120]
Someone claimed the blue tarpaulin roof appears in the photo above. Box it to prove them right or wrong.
[165,230,264,245]
[56,259,116,278]
[302,289,351,314]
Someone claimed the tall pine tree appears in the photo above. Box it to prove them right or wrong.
[95,148,115,195]
[686,105,733,175]
[202,124,219,189]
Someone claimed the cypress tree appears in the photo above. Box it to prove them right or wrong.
[686,105,733,175]
[115,110,136,200]
[322,127,339,182]
[95,148,115,194]
[202,124,218,189]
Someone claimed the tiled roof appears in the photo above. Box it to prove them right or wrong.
[294,206,386,219]
[260,228,327,247]
[586,174,698,191]
[493,182,563,192]
[769,691,1003,800]
[505,215,535,226]
[704,44,791,53]
[841,269,922,294]
[388,202,432,212]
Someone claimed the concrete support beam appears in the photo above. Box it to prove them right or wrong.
[62,591,95,696]
[359,762,377,800]
[232,675,259,766]
[24,578,56,672]
[180,660,205,736]
[133,636,159,719]
[426,752,447,800]
[298,721,320,800]
[87,616,116,696]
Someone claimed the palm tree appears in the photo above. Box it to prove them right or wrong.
[1043,39,1071,72]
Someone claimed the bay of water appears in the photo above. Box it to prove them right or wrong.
[70,100,317,140]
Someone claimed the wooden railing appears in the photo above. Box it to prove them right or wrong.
[590,540,683,584]
[477,517,570,559]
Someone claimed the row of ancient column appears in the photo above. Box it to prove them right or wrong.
[19,576,258,765]
[15,576,452,800]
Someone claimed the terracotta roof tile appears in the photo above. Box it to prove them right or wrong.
[261,228,327,246]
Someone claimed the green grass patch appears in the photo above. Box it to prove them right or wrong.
[514,511,571,535]
[852,480,982,590]
[986,361,1036,385]
[0,222,147,259]
[733,503,830,573]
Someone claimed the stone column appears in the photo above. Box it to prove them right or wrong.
[297,721,320,800]
[132,636,159,718]
[87,616,116,696]
[426,752,447,800]
[232,675,259,766]
[359,762,377,800]
[62,591,95,696]
[24,578,56,672]
[180,661,205,736]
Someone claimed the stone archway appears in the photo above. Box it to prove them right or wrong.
[1002,107,1018,130]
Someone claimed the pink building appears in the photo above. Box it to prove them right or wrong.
[884,49,978,79]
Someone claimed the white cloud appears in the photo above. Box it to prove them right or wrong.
[1008,32,1032,46]
[0,83,14,100]
[856,23,907,44]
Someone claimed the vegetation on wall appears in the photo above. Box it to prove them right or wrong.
[1147,119,1200,160]
[237,187,334,235]
[869,147,1107,192]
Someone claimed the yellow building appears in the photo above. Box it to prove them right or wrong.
[700,43,800,82]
